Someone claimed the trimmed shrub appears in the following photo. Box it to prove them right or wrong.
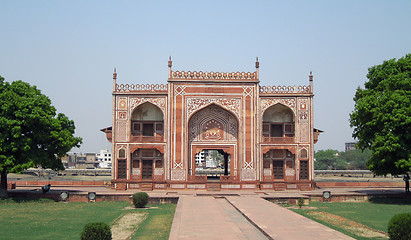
[132,192,149,208]
[297,197,305,208]
[388,213,411,240]
[81,222,112,240]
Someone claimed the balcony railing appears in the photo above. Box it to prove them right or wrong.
[263,137,294,144]
[220,175,238,182]
[189,175,207,182]
[130,135,164,143]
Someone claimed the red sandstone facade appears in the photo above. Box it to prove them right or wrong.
[105,59,320,190]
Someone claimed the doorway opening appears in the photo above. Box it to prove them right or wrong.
[195,149,230,180]
[142,160,153,180]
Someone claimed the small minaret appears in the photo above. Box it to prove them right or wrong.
[168,56,173,79]
[255,57,259,79]
[113,68,117,92]
[309,71,313,93]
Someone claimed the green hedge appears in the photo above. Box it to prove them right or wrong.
[388,213,411,240]
[81,222,112,240]
[132,192,149,208]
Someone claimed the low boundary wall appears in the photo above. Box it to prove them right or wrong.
[13,180,108,187]
[316,181,403,188]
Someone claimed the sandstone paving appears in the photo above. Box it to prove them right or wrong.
[225,196,354,240]
[169,195,268,240]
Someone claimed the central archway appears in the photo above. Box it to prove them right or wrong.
[188,104,238,181]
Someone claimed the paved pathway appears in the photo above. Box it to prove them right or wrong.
[226,196,354,240]
[169,195,268,240]
[170,195,354,240]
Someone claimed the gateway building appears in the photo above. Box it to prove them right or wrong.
[102,58,321,191]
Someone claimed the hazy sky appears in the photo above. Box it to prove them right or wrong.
[1,1,410,153]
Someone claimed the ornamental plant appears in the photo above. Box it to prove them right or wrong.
[81,222,112,240]
[132,192,149,208]
[297,197,305,208]
[388,213,411,240]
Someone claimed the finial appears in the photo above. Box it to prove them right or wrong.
[309,71,313,93]
[113,67,117,80]
[255,57,259,69]
[113,67,117,92]
[168,56,172,68]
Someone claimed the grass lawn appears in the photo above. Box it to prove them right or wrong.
[131,204,176,240]
[0,197,176,240]
[289,197,411,240]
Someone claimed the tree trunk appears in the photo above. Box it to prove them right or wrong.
[0,168,8,199]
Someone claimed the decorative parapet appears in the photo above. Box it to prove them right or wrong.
[170,70,257,80]
[115,83,168,93]
[260,85,311,94]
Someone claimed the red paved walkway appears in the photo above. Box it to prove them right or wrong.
[170,195,354,240]
[169,196,268,240]
[226,196,354,240]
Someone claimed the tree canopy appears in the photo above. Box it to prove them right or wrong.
[315,149,345,170]
[0,76,82,198]
[350,54,411,176]
[314,149,372,170]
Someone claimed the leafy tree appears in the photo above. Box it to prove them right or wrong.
[314,149,347,170]
[339,149,372,170]
[0,76,82,198]
[350,54,411,176]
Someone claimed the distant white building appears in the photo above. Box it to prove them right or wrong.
[97,149,112,168]
[195,151,206,168]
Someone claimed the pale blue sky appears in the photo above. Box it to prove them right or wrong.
[1,1,410,153]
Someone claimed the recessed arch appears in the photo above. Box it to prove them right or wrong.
[300,148,308,159]
[118,149,126,158]
[263,103,294,123]
[131,102,164,138]
[188,104,238,142]
[262,103,295,140]
[131,102,163,121]
[188,104,239,180]
[188,102,240,124]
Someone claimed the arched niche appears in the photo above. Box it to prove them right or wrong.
[131,102,164,138]
[300,148,308,159]
[263,103,294,122]
[131,102,163,121]
[188,104,238,180]
[118,149,126,158]
[189,104,238,142]
[262,104,295,139]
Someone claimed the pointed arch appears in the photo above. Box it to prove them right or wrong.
[262,103,295,141]
[188,104,238,142]
[131,102,163,121]
[131,102,164,138]
[188,101,240,123]
[262,103,295,123]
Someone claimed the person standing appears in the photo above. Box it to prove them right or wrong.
[403,173,410,193]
